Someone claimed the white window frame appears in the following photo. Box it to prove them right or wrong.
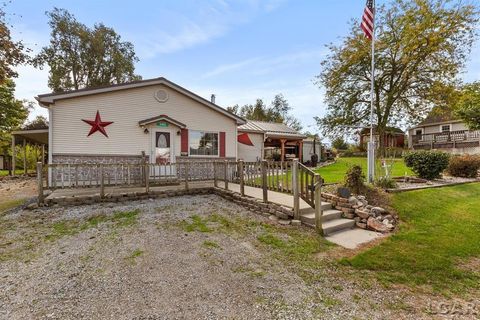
[439,124,451,133]
[188,130,220,157]
[413,128,424,142]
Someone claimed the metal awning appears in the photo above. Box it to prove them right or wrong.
[11,129,49,145]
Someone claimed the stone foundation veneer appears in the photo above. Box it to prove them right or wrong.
[52,154,148,165]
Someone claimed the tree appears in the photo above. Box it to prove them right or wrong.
[0,80,30,164]
[455,82,480,130]
[332,137,348,150]
[23,115,49,130]
[0,3,30,84]
[34,8,141,92]
[228,94,303,131]
[315,0,478,148]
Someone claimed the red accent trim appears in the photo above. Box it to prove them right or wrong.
[181,129,188,153]
[237,133,254,146]
[220,132,226,157]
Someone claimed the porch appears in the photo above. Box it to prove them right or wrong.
[35,159,382,248]
[411,129,480,150]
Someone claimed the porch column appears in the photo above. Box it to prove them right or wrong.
[298,141,303,163]
[280,139,286,161]
[11,135,15,176]
[23,138,27,175]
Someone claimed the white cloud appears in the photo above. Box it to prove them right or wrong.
[202,49,326,78]
[135,0,288,58]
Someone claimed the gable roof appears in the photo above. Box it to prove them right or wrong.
[238,120,306,139]
[35,77,246,125]
[412,106,462,128]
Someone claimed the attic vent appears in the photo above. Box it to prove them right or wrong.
[154,89,169,103]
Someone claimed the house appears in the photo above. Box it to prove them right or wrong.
[408,110,480,154]
[359,126,406,150]
[237,120,306,162]
[33,78,245,174]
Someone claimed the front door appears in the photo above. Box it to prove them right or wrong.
[151,130,175,178]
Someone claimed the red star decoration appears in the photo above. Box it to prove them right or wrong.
[82,111,113,137]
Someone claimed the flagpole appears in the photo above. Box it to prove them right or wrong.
[367,0,376,183]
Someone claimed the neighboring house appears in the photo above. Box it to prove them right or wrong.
[408,111,480,154]
[35,77,245,170]
[359,126,406,150]
[237,120,306,162]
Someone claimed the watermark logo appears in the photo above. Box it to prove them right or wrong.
[427,300,479,316]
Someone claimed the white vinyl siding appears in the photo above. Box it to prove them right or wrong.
[237,132,264,162]
[50,84,237,158]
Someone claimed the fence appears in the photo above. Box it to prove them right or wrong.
[37,158,324,233]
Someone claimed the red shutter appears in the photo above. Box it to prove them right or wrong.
[181,129,189,154]
[220,132,226,157]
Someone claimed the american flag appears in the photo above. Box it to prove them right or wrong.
[361,0,374,40]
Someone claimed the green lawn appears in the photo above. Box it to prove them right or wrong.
[316,157,413,183]
[0,169,34,176]
[343,183,480,294]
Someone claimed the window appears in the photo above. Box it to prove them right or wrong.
[440,124,451,133]
[189,131,219,156]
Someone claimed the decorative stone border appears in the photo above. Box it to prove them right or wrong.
[34,186,297,225]
[321,192,396,233]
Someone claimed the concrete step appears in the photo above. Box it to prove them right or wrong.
[299,201,331,214]
[300,209,343,224]
[322,219,355,235]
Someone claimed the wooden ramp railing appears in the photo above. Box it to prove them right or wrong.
[37,158,324,234]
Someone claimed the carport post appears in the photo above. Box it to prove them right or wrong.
[23,138,27,175]
[11,135,16,176]
[37,162,44,205]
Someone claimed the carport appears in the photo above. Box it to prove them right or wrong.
[11,128,49,175]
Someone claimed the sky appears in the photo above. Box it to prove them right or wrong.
[4,0,480,134]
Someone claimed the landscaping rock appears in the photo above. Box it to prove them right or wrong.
[371,207,386,215]
[367,217,389,233]
[356,221,367,229]
[26,203,38,210]
[278,219,291,226]
[291,219,301,226]
[348,196,357,204]
[355,209,370,219]
[268,215,279,222]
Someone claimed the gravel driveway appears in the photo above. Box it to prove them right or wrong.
[0,194,440,319]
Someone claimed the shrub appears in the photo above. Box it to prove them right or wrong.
[404,150,450,180]
[375,176,397,189]
[344,165,365,194]
[447,155,480,178]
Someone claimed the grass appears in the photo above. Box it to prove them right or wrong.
[202,240,221,249]
[125,248,144,264]
[0,169,34,176]
[179,212,333,283]
[46,209,140,241]
[246,156,413,186]
[342,183,480,294]
[0,198,26,214]
[315,157,413,184]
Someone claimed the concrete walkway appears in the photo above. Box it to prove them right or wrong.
[227,183,316,213]
[227,183,383,249]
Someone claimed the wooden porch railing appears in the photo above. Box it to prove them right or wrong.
[37,158,324,234]
[412,129,480,146]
